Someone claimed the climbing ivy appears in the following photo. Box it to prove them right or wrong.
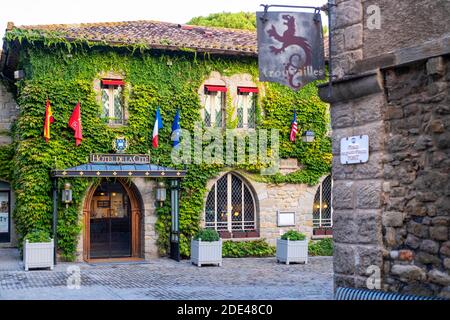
[3,31,330,259]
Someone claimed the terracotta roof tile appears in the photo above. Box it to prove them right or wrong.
[14,20,329,59]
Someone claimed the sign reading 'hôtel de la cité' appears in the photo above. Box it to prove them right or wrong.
[257,11,326,90]
[90,154,150,164]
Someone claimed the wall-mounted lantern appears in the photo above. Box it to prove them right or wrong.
[61,182,73,208]
[156,181,167,207]
[302,130,315,143]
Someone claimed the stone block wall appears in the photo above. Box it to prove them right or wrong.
[330,91,385,290]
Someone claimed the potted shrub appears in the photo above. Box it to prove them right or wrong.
[191,229,222,267]
[23,229,54,271]
[276,230,308,264]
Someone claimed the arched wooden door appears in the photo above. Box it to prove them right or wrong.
[83,179,142,261]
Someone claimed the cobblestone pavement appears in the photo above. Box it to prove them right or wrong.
[0,249,333,300]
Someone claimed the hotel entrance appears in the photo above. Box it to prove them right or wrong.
[82,178,143,261]
[52,153,185,262]
[89,181,131,259]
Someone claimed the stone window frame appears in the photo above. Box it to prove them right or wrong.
[198,72,262,130]
[94,71,129,127]
[203,171,259,238]
[312,175,333,230]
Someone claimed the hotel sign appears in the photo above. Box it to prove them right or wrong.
[89,154,150,164]
[257,11,326,90]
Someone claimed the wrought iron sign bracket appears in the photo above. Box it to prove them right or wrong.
[259,1,336,98]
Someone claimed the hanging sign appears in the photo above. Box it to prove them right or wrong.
[340,135,369,164]
[257,11,326,90]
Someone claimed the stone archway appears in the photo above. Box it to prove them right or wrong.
[82,179,143,261]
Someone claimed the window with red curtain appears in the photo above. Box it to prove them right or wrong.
[237,87,258,129]
[203,85,226,128]
[101,79,125,125]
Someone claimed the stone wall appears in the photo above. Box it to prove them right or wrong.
[0,82,18,248]
[381,57,450,296]
[0,82,18,145]
[331,0,450,79]
[323,0,450,298]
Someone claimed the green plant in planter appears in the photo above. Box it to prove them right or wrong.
[308,238,333,256]
[281,230,306,241]
[193,229,220,242]
[24,230,52,243]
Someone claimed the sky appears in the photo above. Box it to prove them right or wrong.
[1,0,328,35]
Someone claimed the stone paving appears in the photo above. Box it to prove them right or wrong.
[0,249,333,300]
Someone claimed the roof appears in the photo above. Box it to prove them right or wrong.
[7,20,329,58]
[52,162,186,178]
[11,20,258,56]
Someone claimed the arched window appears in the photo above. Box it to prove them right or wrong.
[313,175,332,233]
[204,173,257,237]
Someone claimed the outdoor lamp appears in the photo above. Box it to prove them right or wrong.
[62,182,73,208]
[302,130,315,143]
[156,181,167,207]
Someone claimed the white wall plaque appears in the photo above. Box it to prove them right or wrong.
[277,211,295,227]
[340,135,369,164]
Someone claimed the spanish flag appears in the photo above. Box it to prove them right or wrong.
[43,99,54,143]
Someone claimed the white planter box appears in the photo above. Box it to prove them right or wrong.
[23,239,54,271]
[276,239,308,264]
[191,239,222,267]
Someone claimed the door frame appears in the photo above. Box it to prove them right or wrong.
[83,179,142,261]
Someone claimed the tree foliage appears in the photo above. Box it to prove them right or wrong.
[187,12,256,30]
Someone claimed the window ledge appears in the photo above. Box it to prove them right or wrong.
[106,123,127,128]
[311,235,333,240]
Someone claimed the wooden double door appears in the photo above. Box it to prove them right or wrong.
[83,179,141,261]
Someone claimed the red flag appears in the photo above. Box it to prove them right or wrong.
[43,99,54,143]
[68,102,83,146]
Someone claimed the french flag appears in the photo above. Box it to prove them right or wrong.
[152,107,163,148]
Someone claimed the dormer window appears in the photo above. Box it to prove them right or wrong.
[101,79,125,125]
[204,85,226,128]
[237,87,258,129]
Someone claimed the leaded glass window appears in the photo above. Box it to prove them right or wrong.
[101,82,124,125]
[313,175,332,229]
[204,91,225,128]
[237,92,256,129]
[204,173,257,235]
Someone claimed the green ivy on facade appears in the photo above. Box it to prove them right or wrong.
[0,32,331,260]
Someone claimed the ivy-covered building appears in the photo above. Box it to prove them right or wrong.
[0,20,331,261]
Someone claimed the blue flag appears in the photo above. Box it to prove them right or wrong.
[171,109,181,148]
